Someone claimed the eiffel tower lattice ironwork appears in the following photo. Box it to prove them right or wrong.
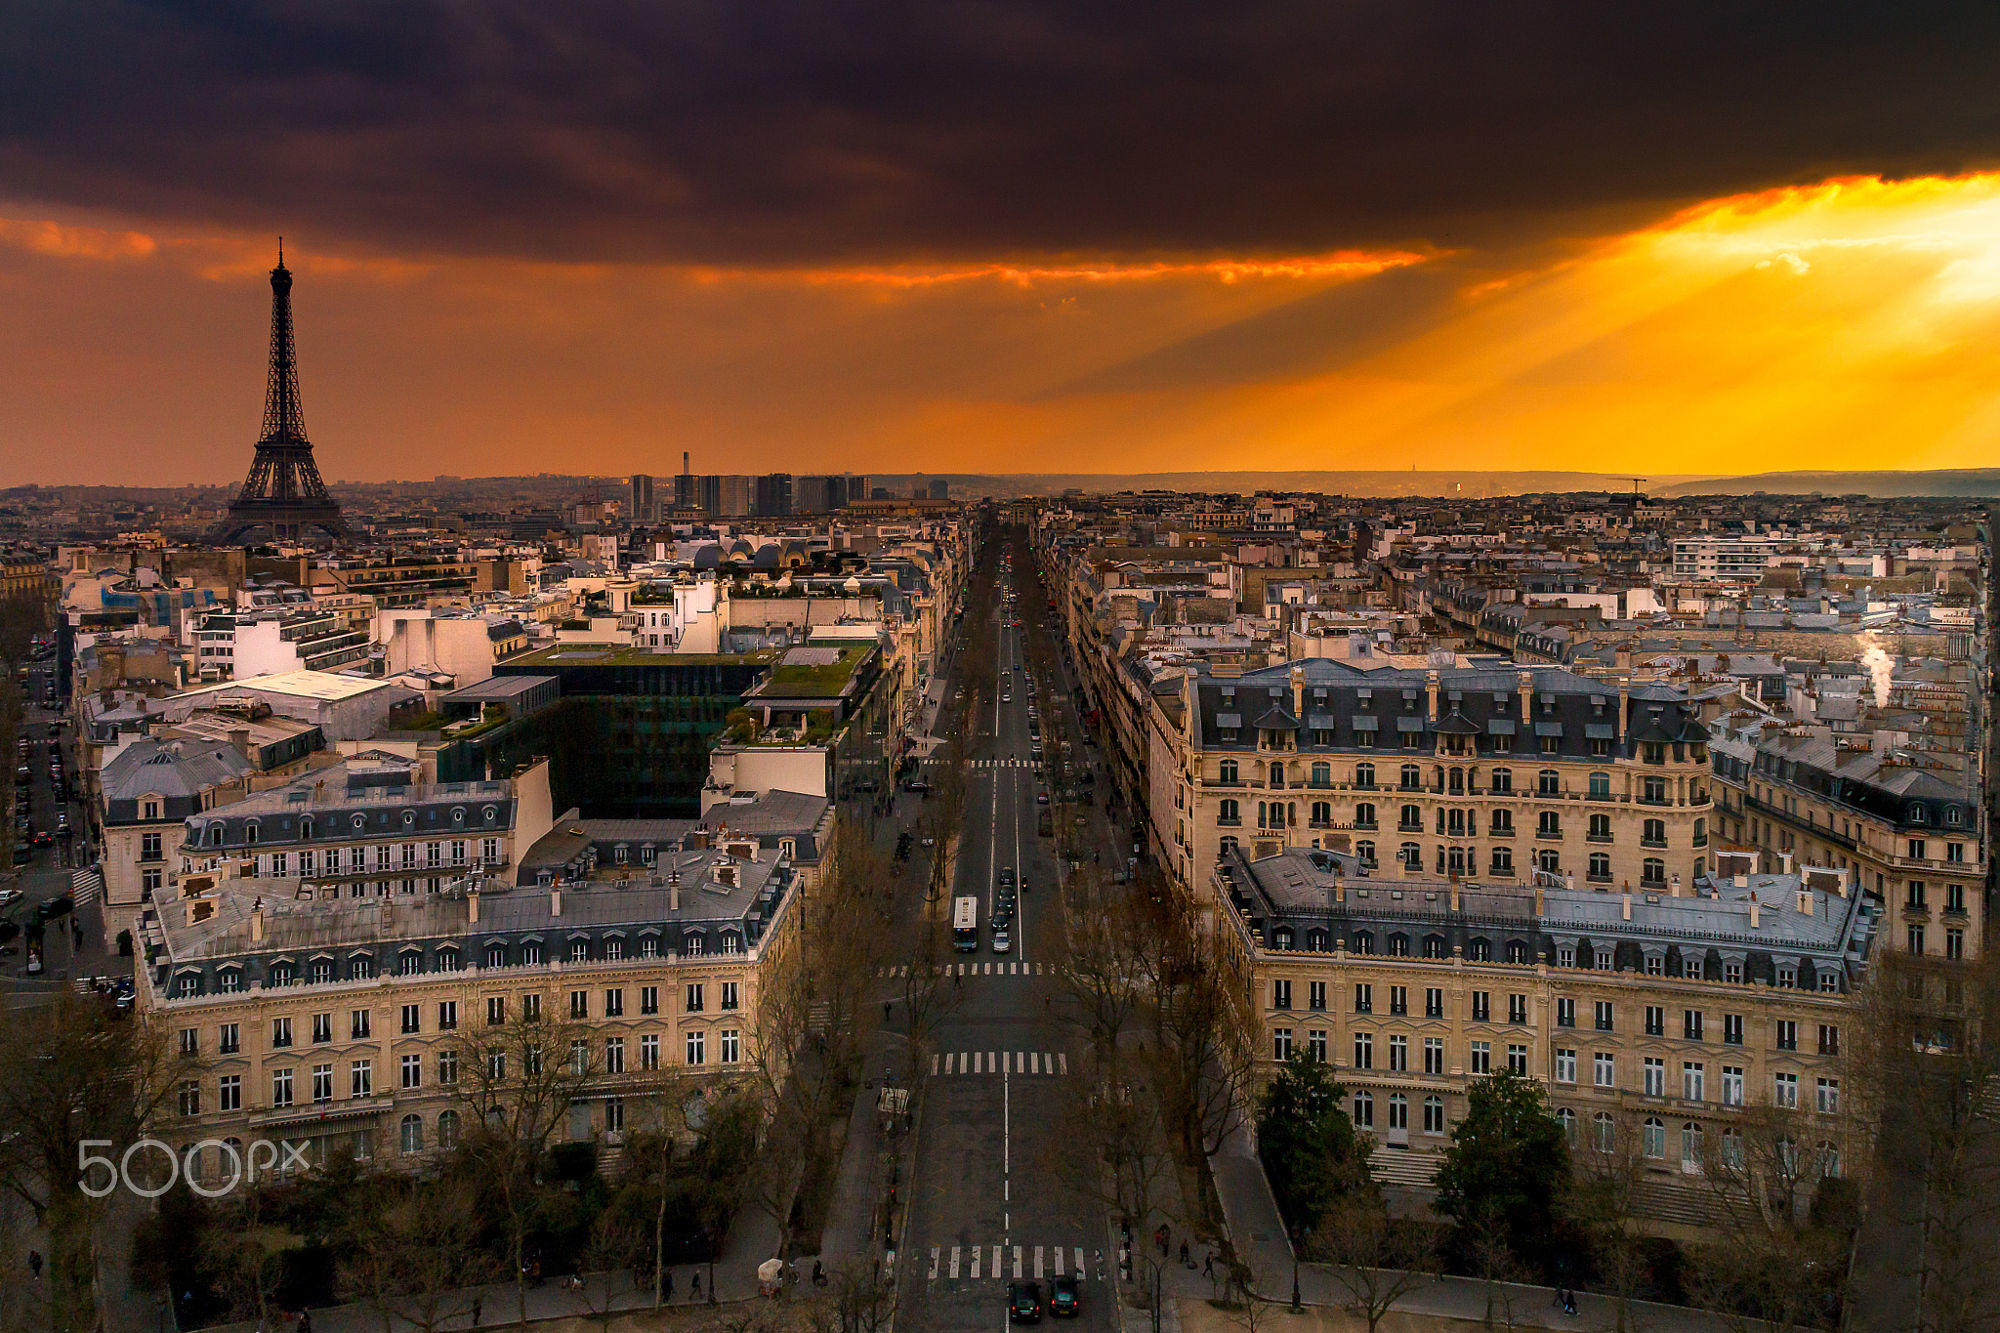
[208,242,349,544]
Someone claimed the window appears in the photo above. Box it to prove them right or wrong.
[1588,772,1611,799]
[1352,1033,1373,1069]
[1387,1095,1408,1131]
[1307,1030,1327,1063]
[1556,998,1575,1028]
[1558,1107,1578,1144]
[1421,1036,1443,1074]
[1218,799,1240,825]
[401,1004,420,1035]
[1506,1043,1527,1075]
[640,1034,661,1070]
[686,1031,706,1066]
[219,1075,241,1112]
[1721,1066,1744,1107]
[1471,991,1490,1022]
[1774,1072,1799,1108]
[522,993,541,1022]
[1910,924,1928,955]
[1390,985,1408,1016]
[1491,768,1513,793]
[1817,1078,1840,1115]
[1594,1112,1615,1153]
[402,1055,421,1089]
[486,996,507,1027]
[400,1115,424,1155]
[1723,1014,1743,1046]
[1470,1041,1491,1075]
[272,1017,293,1049]
[1272,1028,1293,1061]
[1643,1117,1666,1160]
[569,989,589,1019]
[1426,988,1445,1019]
[219,1023,239,1055]
[351,1060,372,1098]
[1593,1053,1615,1088]
[1272,979,1292,1011]
[1552,1048,1577,1087]
[1683,1009,1704,1041]
[437,1001,458,1031]
[1423,1096,1446,1134]
[1645,1005,1665,1037]
[1643,818,1667,847]
[1594,1001,1614,1032]
[1354,803,1377,830]
[1538,811,1561,838]
[1388,1034,1408,1071]
[439,1050,459,1085]
[1642,857,1666,886]
[311,1012,332,1044]
[1643,1057,1666,1097]
[437,1110,461,1150]
[606,988,625,1018]
[271,1069,294,1108]
[605,1037,625,1074]
[312,1064,333,1103]
[720,982,740,1011]
[1352,1092,1374,1127]
[178,1027,199,1057]
[1353,983,1372,1014]
[1219,760,1238,784]
[178,1080,201,1117]
[1775,1020,1798,1052]
[1683,1063,1705,1101]
[1818,1024,1841,1056]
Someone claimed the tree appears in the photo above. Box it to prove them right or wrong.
[1053,866,1147,1060]
[1432,1070,1571,1277]
[1568,1111,1655,1332]
[345,1177,493,1333]
[0,992,189,1332]
[1311,1197,1441,1333]
[805,1258,896,1333]
[204,1186,300,1333]
[1684,1105,1848,1332]
[1255,1052,1370,1235]
[1047,1045,1176,1245]
[444,1005,599,1328]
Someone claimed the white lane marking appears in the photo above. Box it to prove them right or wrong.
[970,1245,980,1279]
[1058,1052,1068,1075]
[929,1247,940,1280]
[1034,1246,1044,1279]
[1012,1245,1023,1279]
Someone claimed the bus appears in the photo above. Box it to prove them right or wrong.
[951,896,980,952]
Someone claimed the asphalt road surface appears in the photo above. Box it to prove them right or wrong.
[890,534,1120,1333]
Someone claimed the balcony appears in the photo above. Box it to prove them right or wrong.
[1586,832,1613,844]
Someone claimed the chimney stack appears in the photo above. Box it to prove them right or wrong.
[1797,887,1813,916]
[550,886,562,917]
[467,885,480,924]
[668,868,680,912]
[1426,669,1440,723]
[1748,894,1760,929]
[1621,891,1632,921]
[1517,670,1534,723]
[1617,675,1630,743]
[249,897,265,943]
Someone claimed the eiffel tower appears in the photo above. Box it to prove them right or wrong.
[208,242,349,544]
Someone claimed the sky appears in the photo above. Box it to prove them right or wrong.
[3,2,2000,486]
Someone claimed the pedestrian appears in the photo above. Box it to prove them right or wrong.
[664,1271,674,1303]
[1203,1251,1214,1280]
[884,1000,892,1023]
[1180,1240,1190,1268]
[297,1312,312,1333]
[812,1260,826,1288]
[28,1250,42,1279]
[691,1270,702,1299]
[471,1295,482,1325]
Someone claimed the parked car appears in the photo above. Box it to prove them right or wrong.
[1008,1281,1044,1324]
[1049,1275,1080,1317]
[35,894,73,921]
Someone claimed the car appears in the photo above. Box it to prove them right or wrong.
[1008,1281,1044,1323]
[9,846,28,866]
[1049,1275,1080,1317]
[0,889,20,908]
[991,930,1012,954]
[35,894,73,921]
[903,779,931,794]
[1036,789,1049,804]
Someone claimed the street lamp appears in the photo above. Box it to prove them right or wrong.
[1291,1225,1310,1312]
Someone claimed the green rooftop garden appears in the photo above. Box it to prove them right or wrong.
[511,643,779,667]
[759,644,871,697]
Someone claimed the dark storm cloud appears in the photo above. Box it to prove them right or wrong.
[2,0,1997,264]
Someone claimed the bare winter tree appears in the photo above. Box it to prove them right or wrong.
[1052,865,1147,1061]
[444,1003,599,1327]
[1309,1195,1440,1333]
[0,992,189,1332]
[345,1177,494,1333]
[1568,1111,1656,1333]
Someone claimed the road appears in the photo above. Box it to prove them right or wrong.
[890,528,1122,1333]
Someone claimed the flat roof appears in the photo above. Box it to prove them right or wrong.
[175,670,390,703]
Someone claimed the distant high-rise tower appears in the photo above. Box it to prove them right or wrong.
[209,244,348,544]
[630,473,655,522]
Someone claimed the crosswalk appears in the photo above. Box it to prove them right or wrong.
[71,867,102,906]
[969,758,1037,769]
[931,1050,1068,1076]
[928,1242,1101,1283]
[876,962,1050,978]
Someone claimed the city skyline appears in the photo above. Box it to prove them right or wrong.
[4,5,2000,485]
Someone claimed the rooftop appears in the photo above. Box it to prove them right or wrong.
[175,670,390,703]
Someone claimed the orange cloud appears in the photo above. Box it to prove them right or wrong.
[677,250,1430,289]
[0,217,156,261]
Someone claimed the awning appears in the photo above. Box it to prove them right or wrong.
[1396,717,1426,732]
[1585,723,1616,740]
[1351,715,1380,731]
[1486,719,1517,735]
[1214,712,1241,728]
[1306,713,1338,730]
[1535,722,1564,737]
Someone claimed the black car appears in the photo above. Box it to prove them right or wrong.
[1049,1275,1080,1317]
[1008,1281,1044,1324]
[35,894,73,921]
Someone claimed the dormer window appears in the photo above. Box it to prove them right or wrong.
[244,823,259,845]
[402,811,416,828]
[483,806,498,823]
[352,814,366,831]
[452,807,465,825]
